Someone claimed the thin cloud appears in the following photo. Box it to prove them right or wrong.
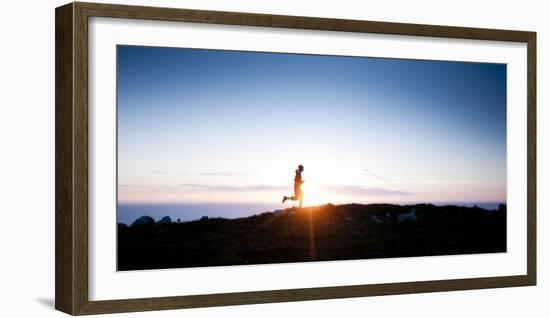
[361,170,505,185]
[151,170,180,175]
[151,170,251,177]
[119,184,149,188]
[326,185,411,196]
[177,184,286,192]
[199,172,252,177]
[363,169,388,181]
[386,180,506,185]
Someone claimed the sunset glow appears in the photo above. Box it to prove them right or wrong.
[117,46,506,210]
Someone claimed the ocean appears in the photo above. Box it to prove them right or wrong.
[117,202,504,225]
[118,203,282,225]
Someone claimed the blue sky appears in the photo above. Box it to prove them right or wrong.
[117,45,506,206]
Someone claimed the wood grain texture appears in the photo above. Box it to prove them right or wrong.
[55,3,75,315]
[526,33,537,285]
[75,1,533,42]
[73,3,90,313]
[74,276,534,315]
[55,2,537,315]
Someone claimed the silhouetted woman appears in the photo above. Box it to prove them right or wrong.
[282,165,304,208]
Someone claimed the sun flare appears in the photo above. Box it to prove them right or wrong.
[298,183,334,207]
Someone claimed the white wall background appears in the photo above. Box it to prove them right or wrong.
[0,0,547,317]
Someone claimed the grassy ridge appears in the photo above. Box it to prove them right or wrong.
[117,203,506,271]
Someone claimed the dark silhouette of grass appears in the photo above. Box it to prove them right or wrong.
[117,203,506,271]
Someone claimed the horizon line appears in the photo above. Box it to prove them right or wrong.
[117,200,507,205]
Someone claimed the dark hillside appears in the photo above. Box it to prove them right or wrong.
[118,203,506,270]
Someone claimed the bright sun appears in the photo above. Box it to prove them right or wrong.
[300,184,333,207]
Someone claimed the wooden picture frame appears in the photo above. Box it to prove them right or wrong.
[55,2,536,315]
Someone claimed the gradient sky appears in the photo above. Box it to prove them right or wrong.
[117,45,507,206]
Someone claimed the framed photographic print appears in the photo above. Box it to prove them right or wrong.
[55,2,536,315]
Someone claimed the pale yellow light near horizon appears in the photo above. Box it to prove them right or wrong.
[117,161,506,207]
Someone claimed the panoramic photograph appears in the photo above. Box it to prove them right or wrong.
[116,45,507,271]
